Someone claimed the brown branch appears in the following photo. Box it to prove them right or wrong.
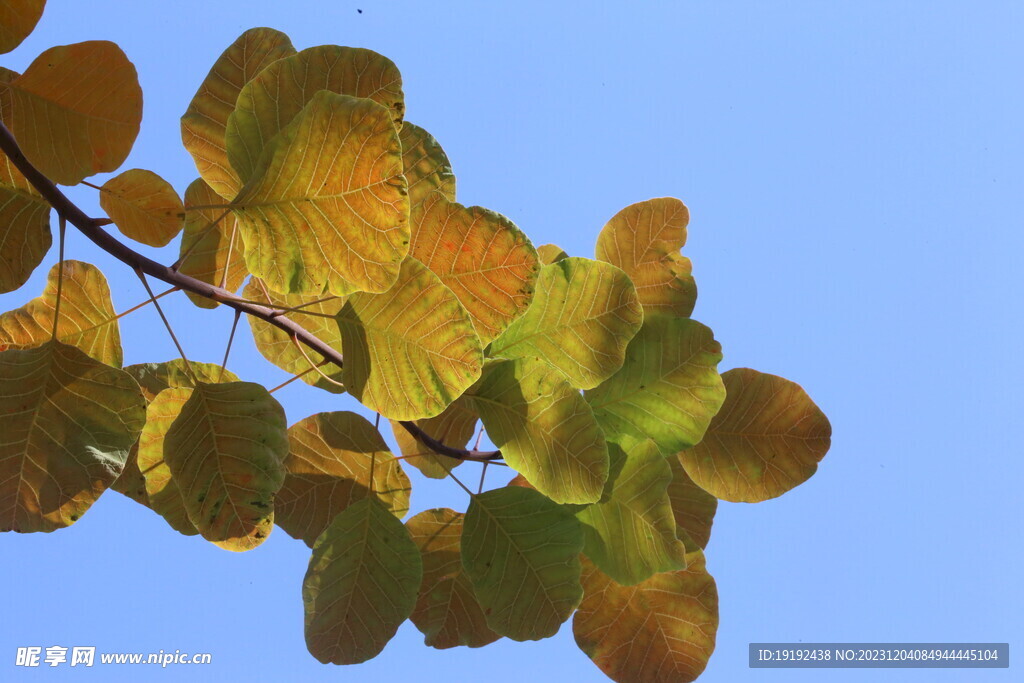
[0,121,502,464]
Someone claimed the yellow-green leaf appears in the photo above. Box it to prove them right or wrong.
[536,243,568,265]
[110,446,149,508]
[406,508,501,649]
[400,122,456,206]
[181,28,295,199]
[99,168,184,247]
[0,260,121,366]
[3,40,142,185]
[575,436,687,585]
[304,496,422,665]
[276,411,410,547]
[678,367,832,502]
[227,44,404,184]
[0,341,145,532]
[573,552,718,683]
[489,257,643,389]
[231,90,409,295]
[338,257,482,420]
[462,486,584,641]
[0,146,50,293]
[179,178,247,309]
[586,316,726,454]
[470,359,608,505]
[666,455,717,549]
[125,358,239,401]
[164,382,288,550]
[242,278,344,392]
[596,197,697,317]
[390,395,476,479]
[411,192,539,344]
[0,0,45,54]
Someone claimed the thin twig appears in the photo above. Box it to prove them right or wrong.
[268,366,318,394]
[218,224,238,290]
[290,335,345,389]
[171,208,231,271]
[218,310,242,382]
[477,462,489,494]
[135,268,196,382]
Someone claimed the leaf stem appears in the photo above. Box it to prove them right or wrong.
[135,267,196,382]
[218,310,241,382]
[50,216,67,340]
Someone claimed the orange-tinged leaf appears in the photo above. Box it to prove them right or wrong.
[227,44,404,184]
[276,411,410,547]
[406,508,501,649]
[536,243,568,265]
[231,91,409,296]
[3,40,142,185]
[678,368,832,502]
[0,341,146,532]
[181,27,295,199]
[411,193,539,344]
[0,0,44,54]
[596,197,697,317]
[400,122,456,206]
[100,169,184,247]
[574,553,718,683]
[666,455,717,549]
[178,178,247,309]
[390,395,477,479]
[0,143,50,293]
[0,260,121,366]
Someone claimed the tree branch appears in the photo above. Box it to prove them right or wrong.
[0,121,502,464]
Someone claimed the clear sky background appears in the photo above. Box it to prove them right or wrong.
[1,1,1021,681]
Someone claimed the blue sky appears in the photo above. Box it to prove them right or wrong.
[1,1,1021,681]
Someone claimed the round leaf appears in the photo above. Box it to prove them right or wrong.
[99,169,184,247]
[179,178,247,309]
[666,455,717,549]
[536,243,568,265]
[390,395,477,479]
[400,122,456,206]
[0,0,45,54]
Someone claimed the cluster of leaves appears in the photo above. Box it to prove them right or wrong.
[0,4,832,682]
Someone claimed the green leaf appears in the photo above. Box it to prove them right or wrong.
[3,40,142,185]
[180,28,296,199]
[338,257,483,420]
[406,508,501,649]
[231,90,409,296]
[390,395,477,479]
[227,44,405,184]
[411,192,539,344]
[0,260,122,366]
[488,257,643,389]
[0,144,50,294]
[585,316,726,454]
[99,169,184,247]
[536,243,568,265]
[596,197,697,317]
[678,368,832,502]
[400,122,456,206]
[461,486,585,640]
[276,411,410,547]
[0,1,45,54]
[575,436,688,585]
[125,359,240,401]
[666,455,717,549]
[573,552,718,683]
[0,341,145,532]
[179,178,247,309]
[242,278,345,392]
[163,381,289,550]
[470,359,608,504]
[303,497,422,664]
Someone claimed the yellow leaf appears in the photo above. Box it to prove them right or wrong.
[536,243,568,265]
[0,0,44,54]
[390,395,477,479]
[100,168,184,247]
[400,122,456,206]
[0,145,49,293]
[178,178,247,309]
[3,40,142,185]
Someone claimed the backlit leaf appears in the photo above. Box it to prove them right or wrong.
[0,142,50,293]
[488,257,643,389]
[536,244,568,265]
[575,436,687,585]
[470,359,607,504]
[411,192,539,343]
[227,44,404,183]
[400,122,456,206]
[337,257,482,420]
[574,552,718,683]
[462,486,584,641]
[3,40,142,185]
[0,341,145,532]
[0,0,45,54]
[406,508,501,649]
[304,496,422,664]
[231,90,409,295]
[390,395,476,479]
[163,381,288,551]
[179,178,247,309]
[585,316,726,454]
[276,411,410,547]
[666,455,717,549]
[0,260,121,366]
[181,28,295,199]
[678,368,832,502]
[99,169,184,247]
[125,358,239,401]
[596,197,697,317]
[242,278,344,392]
